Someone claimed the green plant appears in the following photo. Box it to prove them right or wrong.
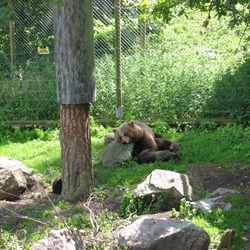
[176,198,199,220]
[180,124,250,165]
[118,189,148,217]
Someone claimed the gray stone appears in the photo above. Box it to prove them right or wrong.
[0,156,33,176]
[104,133,115,146]
[191,187,240,212]
[133,169,203,201]
[31,229,86,250]
[118,215,210,250]
[100,141,134,167]
[0,169,27,200]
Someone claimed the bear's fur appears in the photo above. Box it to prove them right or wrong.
[113,120,157,156]
[137,149,181,164]
[155,138,181,153]
[52,176,62,195]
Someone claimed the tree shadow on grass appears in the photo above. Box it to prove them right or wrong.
[203,56,250,123]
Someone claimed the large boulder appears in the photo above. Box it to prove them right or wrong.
[0,157,33,176]
[118,214,210,250]
[31,229,86,250]
[0,169,27,200]
[133,169,203,209]
[100,141,134,167]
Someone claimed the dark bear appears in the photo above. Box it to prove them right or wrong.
[137,149,181,164]
[52,176,62,195]
[155,138,181,153]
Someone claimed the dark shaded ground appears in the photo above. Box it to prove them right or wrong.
[0,163,249,249]
[188,163,250,193]
[188,163,250,250]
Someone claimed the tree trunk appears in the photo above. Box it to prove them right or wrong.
[60,103,93,200]
[54,0,95,201]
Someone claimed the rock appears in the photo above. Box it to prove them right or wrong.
[26,173,44,190]
[0,156,33,176]
[0,169,27,200]
[117,215,210,250]
[191,188,240,212]
[104,133,115,146]
[133,169,203,209]
[31,229,86,250]
[219,229,236,249]
[100,141,134,167]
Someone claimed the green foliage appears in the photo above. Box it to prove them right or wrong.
[0,229,21,250]
[118,189,148,217]
[172,198,199,220]
[151,120,171,134]
[180,123,250,166]
[1,57,57,121]
[0,1,15,25]
[1,9,249,122]
[67,213,91,229]
[94,20,115,56]
[172,194,250,249]
[91,12,250,122]
[0,126,59,144]
[0,123,249,249]
[193,194,250,249]
[151,1,250,27]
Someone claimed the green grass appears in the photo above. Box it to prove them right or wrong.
[190,194,250,250]
[180,124,250,165]
[0,122,249,249]
[0,130,61,184]
[95,160,188,188]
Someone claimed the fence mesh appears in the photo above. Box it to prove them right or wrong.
[0,0,249,124]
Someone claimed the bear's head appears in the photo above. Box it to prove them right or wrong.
[113,121,143,144]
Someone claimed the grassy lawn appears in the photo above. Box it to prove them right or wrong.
[0,122,249,249]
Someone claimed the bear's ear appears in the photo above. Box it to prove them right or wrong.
[113,128,117,133]
[127,121,135,127]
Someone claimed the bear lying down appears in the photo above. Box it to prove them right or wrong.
[113,120,181,164]
[52,120,181,194]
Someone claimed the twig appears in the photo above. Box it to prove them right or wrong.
[0,189,25,199]
[0,205,49,226]
[83,192,103,234]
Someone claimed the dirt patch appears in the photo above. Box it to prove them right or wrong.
[0,163,249,249]
[188,163,250,200]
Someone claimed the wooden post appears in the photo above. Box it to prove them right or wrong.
[139,20,146,49]
[115,0,123,119]
[54,0,96,201]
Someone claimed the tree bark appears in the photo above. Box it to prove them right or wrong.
[54,0,95,201]
[60,103,93,200]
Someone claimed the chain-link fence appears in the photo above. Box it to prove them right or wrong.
[0,0,148,123]
[0,0,249,124]
[0,1,56,122]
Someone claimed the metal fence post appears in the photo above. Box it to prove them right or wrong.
[115,0,123,119]
[9,0,16,68]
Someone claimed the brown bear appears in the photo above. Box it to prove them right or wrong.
[155,138,181,153]
[113,120,158,156]
[137,149,181,164]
